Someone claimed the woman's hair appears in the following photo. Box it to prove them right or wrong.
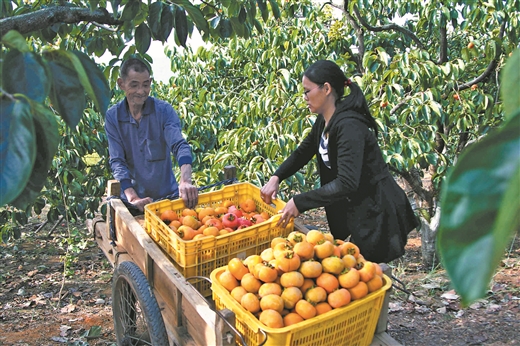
[303,60,378,136]
[120,58,151,79]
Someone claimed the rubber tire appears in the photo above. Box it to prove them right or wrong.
[112,261,169,346]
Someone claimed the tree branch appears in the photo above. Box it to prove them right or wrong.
[0,6,121,37]
[352,5,424,49]
[456,20,506,91]
[438,21,448,64]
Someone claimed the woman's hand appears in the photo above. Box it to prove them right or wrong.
[277,198,299,228]
[260,176,280,204]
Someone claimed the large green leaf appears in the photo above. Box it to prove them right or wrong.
[44,50,86,128]
[67,51,110,116]
[1,30,29,53]
[502,50,520,118]
[438,110,520,306]
[148,2,164,39]
[175,6,188,47]
[1,50,49,103]
[0,98,35,205]
[120,0,141,21]
[135,23,152,53]
[10,102,60,209]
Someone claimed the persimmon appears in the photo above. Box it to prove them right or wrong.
[214,206,228,216]
[228,258,249,281]
[239,198,257,213]
[340,242,360,258]
[241,292,260,313]
[221,200,235,208]
[260,211,269,220]
[300,279,315,294]
[327,288,351,309]
[277,250,301,273]
[283,312,304,326]
[374,263,383,277]
[304,286,327,305]
[205,217,223,230]
[294,299,317,320]
[293,241,315,261]
[321,256,345,275]
[244,255,263,273]
[287,231,306,245]
[197,207,215,221]
[260,294,285,314]
[182,208,198,218]
[230,286,248,303]
[271,236,288,249]
[260,248,274,262]
[322,231,334,243]
[182,215,200,230]
[366,274,383,293]
[273,241,292,259]
[160,209,178,223]
[240,273,262,293]
[298,259,323,279]
[338,267,360,289]
[314,240,335,260]
[357,261,376,283]
[169,219,181,229]
[315,302,333,315]
[255,262,279,283]
[169,224,178,232]
[279,271,304,288]
[219,229,230,236]
[203,226,219,237]
[316,272,339,294]
[348,281,368,300]
[259,309,284,328]
[342,254,357,269]
[258,282,283,298]
[280,287,302,309]
[305,229,325,245]
[176,226,196,241]
[192,233,208,240]
[218,270,239,292]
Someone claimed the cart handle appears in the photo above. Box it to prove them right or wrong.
[184,275,268,346]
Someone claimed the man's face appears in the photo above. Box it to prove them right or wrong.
[117,68,152,108]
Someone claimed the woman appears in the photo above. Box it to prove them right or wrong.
[261,60,418,263]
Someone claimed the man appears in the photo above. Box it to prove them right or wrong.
[105,58,198,212]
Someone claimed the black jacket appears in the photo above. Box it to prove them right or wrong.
[274,100,418,263]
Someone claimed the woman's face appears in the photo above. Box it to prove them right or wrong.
[302,76,326,114]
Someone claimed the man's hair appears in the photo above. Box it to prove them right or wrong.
[120,58,151,79]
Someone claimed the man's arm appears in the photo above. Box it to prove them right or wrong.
[178,164,198,209]
[124,187,153,212]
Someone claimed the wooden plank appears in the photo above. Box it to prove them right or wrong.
[108,198,232,346]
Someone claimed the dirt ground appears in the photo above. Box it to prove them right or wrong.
[0,210,519,346]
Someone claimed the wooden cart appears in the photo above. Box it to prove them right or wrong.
[87,179,401,346]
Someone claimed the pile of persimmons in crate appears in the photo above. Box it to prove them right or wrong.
[159,198,270,241]
[216,229,385,328]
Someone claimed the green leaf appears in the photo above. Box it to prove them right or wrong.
[257,0,269,22]
[148,2,163,39]
[269,0,281,19]
[1,30,29,52]
[2,50,49,103]
[501,49,520,118]
[0,98,35,205]
[68,51,110,116]
[175,6,188,47]
[159,4,175,43]
[44,50,86,129]
[183,3,210,35]
[438,111,520,306]
[135,23,152,54]
[11,102,60,209]
[219,18,233,38]
[120,0,141,21]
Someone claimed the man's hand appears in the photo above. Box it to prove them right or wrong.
[260,176,280,204]
[124,187,152,212]
[179,164,199,209]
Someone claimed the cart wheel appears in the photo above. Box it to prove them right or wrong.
[112,261,168,346]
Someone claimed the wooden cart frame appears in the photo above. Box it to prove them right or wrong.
[88,179,401,346]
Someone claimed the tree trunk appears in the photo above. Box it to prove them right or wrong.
[420,205,441,269]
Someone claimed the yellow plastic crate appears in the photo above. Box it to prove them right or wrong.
[211,266,391,346]
[144,182,294,297]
